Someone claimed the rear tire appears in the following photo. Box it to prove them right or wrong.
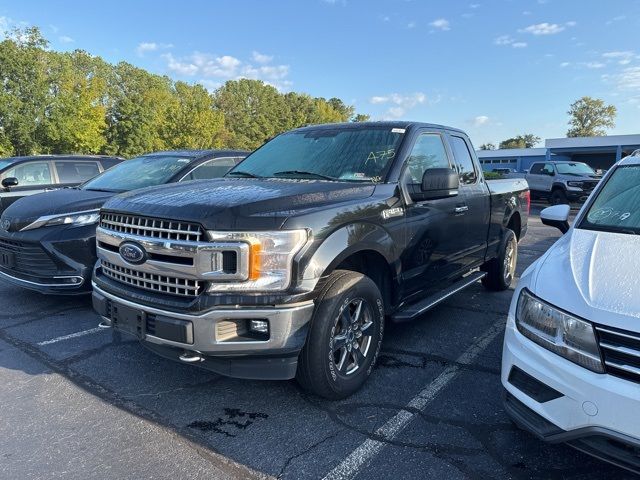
[550,189,568,205]
[296,270,384,400]
[481,229,518,291]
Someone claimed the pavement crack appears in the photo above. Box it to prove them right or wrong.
[277,428,344,479]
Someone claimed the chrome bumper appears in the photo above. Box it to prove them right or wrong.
[92,283,314,355]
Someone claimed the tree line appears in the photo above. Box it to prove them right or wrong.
[0,27,370,158]
[479,96,618,151]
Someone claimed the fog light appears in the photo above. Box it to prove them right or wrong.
[249,319,269,334]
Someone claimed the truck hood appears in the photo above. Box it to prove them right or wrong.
[533,227,640,331]
[102,178,376,230]
[1,188,114,232]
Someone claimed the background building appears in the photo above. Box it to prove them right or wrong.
[477,134,640,173]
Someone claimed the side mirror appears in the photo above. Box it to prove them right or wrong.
[540,204,570,233]
[420,168,459,200]
[2,177,18,188]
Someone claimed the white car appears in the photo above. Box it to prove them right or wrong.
[502,150,640,474]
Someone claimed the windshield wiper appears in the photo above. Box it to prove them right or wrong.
[272,170,338,181]
[83,188,120,193]
[226,170,261,178]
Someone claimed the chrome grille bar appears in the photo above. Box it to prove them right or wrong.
[101,260,202,297]
[100,213,202,242]
[595,325,640,384]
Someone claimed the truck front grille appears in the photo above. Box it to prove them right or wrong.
[101,260,203,297]
[100,213,203,242]
[596,325,640,384]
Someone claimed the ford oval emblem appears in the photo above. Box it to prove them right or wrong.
[119,242,147,265]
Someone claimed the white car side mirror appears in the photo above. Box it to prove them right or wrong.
[540,204,571,234]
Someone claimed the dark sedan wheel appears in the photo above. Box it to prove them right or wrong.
[296,270,384,399]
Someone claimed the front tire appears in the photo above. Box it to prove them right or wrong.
[296,270,384,399]
[481,229,518,291]
[550,189,569,205]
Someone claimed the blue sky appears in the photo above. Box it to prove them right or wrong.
[1,0,639,146]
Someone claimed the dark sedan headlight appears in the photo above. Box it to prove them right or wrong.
[515,289,604,373]
[20,210,100,231]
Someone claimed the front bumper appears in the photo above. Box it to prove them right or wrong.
[0,224,98,294]
[502,319,640,474]
[92,284,315,380]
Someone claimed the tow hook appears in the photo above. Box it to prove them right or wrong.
[179,352,205,363]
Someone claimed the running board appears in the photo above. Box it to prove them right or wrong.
[391,271,487,322]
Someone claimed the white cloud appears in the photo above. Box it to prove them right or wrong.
[603,51,636,65]
[473,115,490,127]
[583,62,606,69]
[560,62,571,67]
[604,67,640,91]
[136,42,173,56]
[252,51,273,64]
[429,18,450,31]
[469,3,481,8]
[407,21,416,29]
[369,92,426,119]
[494,35,527,48]
[520,22,566,35]
[163,51,291,90]
[522,10,532,15]
[606,15,626,26]
[58,35,74,44]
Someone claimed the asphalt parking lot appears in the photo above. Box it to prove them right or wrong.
[0,206,635,480]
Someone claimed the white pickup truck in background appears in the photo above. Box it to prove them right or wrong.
[525,161,602,205]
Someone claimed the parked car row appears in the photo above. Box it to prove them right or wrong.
[0,125,637,474]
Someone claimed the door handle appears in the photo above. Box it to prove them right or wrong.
[454,205,469,213]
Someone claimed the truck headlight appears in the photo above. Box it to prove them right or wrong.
[206,230,309,292]
[566,181,583,188]
[20,210,100,231]
[515,289,604,373]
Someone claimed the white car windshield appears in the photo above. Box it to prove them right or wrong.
[580,165,640,235]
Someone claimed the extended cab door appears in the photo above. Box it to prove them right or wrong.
[447,133,490,270]
[0,160,56,212]
[400,130,469,294]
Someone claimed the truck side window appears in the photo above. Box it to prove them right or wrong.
[404,133,450,184]
[529,163,543,174]
[542,164,555,175]
[450,136,477,184]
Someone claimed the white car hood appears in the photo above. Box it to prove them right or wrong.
[533,227,640,331]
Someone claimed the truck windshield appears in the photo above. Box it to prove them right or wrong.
[555,162,596,176]
[81,155,193,192]
[228,126,405,182]
[580,165,640,235]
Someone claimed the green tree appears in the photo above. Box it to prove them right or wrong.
[104,62,174,156]
[479,143,496,150]
[42,50,108,153]
[213,79,291,150]
[0,27,50,155]
[567,96,617,137]
[499,134,540,149]
[352,113,371,122]
[162,82,226,149]
[283,92,317,129]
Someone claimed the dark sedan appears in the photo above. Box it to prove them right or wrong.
[0,149,247,294]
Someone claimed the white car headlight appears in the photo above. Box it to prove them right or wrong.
[515,289,604,373]
[206,229,309,292]
[20,210,100,231]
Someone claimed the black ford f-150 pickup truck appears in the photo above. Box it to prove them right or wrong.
[92,122,529,399]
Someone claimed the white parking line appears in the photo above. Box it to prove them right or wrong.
[322,321,504,480]
[37,327,104,346]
